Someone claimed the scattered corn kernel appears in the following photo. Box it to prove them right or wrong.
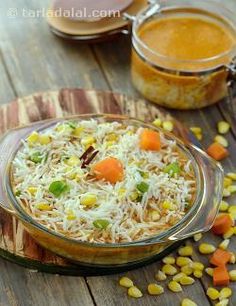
[27,131,39,144]
[223,189,231,198]
[215,299,229,306]
[36,203,52,211]
[67,213,76,220]
[229,270,236,281]
[218,121,230,134]
[176,257,192,267]
[178,246,193,257]
[224,177,232,188]
[80,194,97,207]
[106,133,118,142]
[192,262,204,271]
[228,206,236,219]
[220,201,229,212]
[162,201,176,210]
[72,126,84,137]
[181,298,197,306]
[27,186,37,195]
[207,287,220,300]
[227,172,236,180]
[179,276,195,285]
[153,118,162,127]
[150,211,161,221]
[193,270,203,278]
[193,233,202,242]
[66,155,80,167]
[163,121,174,132]
[195,133,203,141]
[219,239,230,250]
[155,270,167,281]
[223,227,234,239]
[199,243,216,254]
[39,135,51,145]
[181,265,193,276]
[168,281,182,292]
[162,264,177,276]
[228,185,236,194]
[127,286,143,298]
[205,267,214,277]
[81,136,95,146]
[214,135,228,147]
[119,277,134,288]
[219,287,232,299]
[173,272,186,282]
[190,127,202,134]
[162,256,175,265]
[147,283,164,295]
[229,252,236,264]
[130,191,139,201]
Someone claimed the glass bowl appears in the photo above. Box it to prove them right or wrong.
[0,114,224,267]
[131,0,236,109]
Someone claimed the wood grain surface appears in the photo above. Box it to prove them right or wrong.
[0,0,236,305]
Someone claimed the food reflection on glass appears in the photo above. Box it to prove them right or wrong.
[11,119,196,244]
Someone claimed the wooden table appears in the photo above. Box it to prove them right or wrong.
[0,1,236,305]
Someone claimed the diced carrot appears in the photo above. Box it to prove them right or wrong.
[139,129,161,151]
[206,142,229,161]
[92,157,124,184]
[213,265,230,286]
[210,249,231,266]
[212,214,233,235]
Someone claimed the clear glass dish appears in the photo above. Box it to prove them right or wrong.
[131,0,236,109]
[0,114,224,266]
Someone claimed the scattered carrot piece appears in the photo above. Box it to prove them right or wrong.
[210,249,231,267]
[92,157,124,184]
[213,265,230,286]
[212,214,233,235]
[206,142,229,161]
[139,129,161,151]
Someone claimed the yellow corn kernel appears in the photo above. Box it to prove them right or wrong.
[205,267,214,277]
[220,201,229,212]
[195,133,203,141]
[130,191,139,201]
[81,136,95,146]
[80,194,97,207]
[36,203,52,211]
[181,298,197,306]
[162,264,177,276]
[163,121,174,132]
[153,118,162,127]
[72,126,84,137]
[219,287,232,299]
[176,257,192,267]
[223,188,231,198]
[147,283,164,295]
[223,227,234,239]
[27,186,37,195]
[106,133,118,142]
[178,246,193,257]
[67,213,76,220]
[207,287,220,300]
[155,270,167,281]
[227,172,236,180]
[228,206,236,219]
[193,270,203,278]
[162,256,176,265]
[119,277,133,288]
[27,131,39,144]
[106,141,115,148]
[179,276,195,285]
[218,121,230,134]
[229,252,236,264]
[66,155,80,167]
[168,281,182,293]
[190,127,202,134]
[150,211,161,221]
[39,135,51,145]
[127,286,143,298]
[181,265,193,276]
[219,239,230,250]
[215,299,229,306]
[162,200,176,210]
[192,262,204,271]
[227,185,236,194]
[229,270,236,281]
[199,243,216,254]
[193,233,203,242]
[214,135,228,147]
[224,177,232,188]
[173,272,186,282]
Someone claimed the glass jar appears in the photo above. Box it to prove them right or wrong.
[131,0,236,109]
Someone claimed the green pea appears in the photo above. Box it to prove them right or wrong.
[93,219,110,230]
[136,182,149,193]
[49,181,70,197]
[30,152,43,163]
[164,162,181,177]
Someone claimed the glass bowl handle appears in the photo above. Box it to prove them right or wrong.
[168,145,224,241]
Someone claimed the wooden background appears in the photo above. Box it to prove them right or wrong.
[0,0,236,305]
